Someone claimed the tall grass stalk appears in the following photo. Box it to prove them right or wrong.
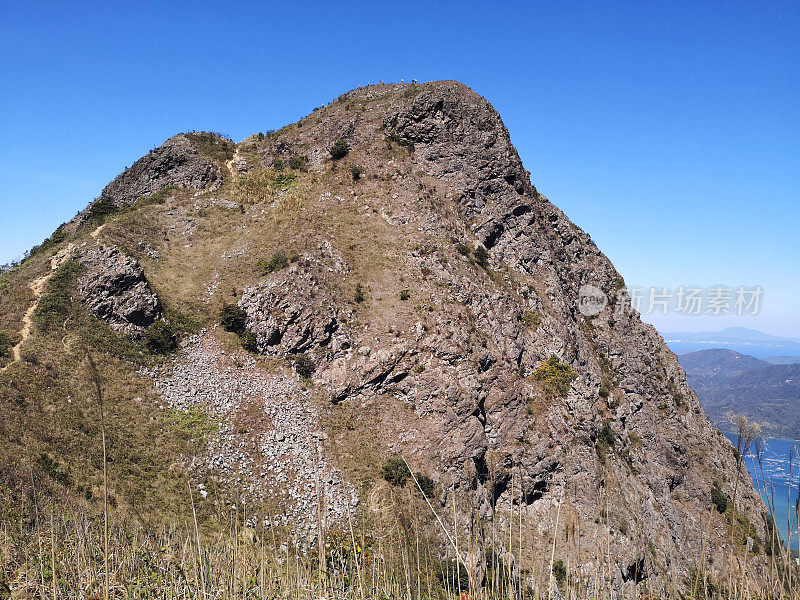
[1,455,794,598]
[84,349,109,600]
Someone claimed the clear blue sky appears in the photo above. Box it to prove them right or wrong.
[1,1,798,336]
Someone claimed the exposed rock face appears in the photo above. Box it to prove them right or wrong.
[101,133,225,208]
[384,82,534,226]
[239,243,352,356]
[77,245,161,335]
[236,81,768,593]
[72,133,226,228]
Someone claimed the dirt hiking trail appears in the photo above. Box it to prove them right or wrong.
[1,224,105,372]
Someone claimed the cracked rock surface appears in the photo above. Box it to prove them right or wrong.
[72,133,225,227]
[77,245,162,335]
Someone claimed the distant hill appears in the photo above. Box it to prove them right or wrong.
[664,327,800,359]
[764,356,800,365]
[679,348,800,438]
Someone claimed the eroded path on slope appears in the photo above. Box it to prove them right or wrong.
[4,272,53,367]
[225,145,243,179]
[1,224,105,372]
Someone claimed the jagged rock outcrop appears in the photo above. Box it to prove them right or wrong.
[100,133,226,208]
[384,82,534,226]
[234,81,769,594]
[239,243,352,356]
[77,245,162,335]
[72,133,227,228]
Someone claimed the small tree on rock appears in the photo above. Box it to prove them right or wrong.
[329,140,350,160]
[294,354,316,378]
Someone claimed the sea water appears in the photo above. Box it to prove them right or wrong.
[725,434,800,550]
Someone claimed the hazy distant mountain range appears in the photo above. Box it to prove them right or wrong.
[678,348,800,438]
[663,327,800,362]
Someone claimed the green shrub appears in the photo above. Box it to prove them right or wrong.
[240,330,258,353]
[597,419,615,446]
[135,185,177,207]
[82,196,119,229]
[435,559,469,592]
[751,538,761,555]
[272,172,296,190]
[381,457,408,486]
[686,568,725,597]
[351,165,361,181]
[455,243,471,256]
[144,321,178,354]
[270,158,284,170]
[294,354,316,378]
[399,289,410,301]
[27,224,69,258]
[729,507,760,550]
[185,131,235,163]
[764,513,781,556]
[329,139,350,160]
[522,311,541,329]
[595,419,616,458]
[34,260,84,333]
[668,377,685,406]
[711,485,729,513]
[402,86,422,99]
[258,250,289,275]
[414,472,435,498]
[289,155,309,171]
[219,304,247,335]
[385,130,415,153]
[36,453,72,487]
[168,405,218,445]
[0,261,19,275]
[484,549,514,595]
[233,169,296,202]
[473,245,489,268]
[531,355,577,399]
[598,353,620,401]
[552,559,567,585]
[354,283,365,303]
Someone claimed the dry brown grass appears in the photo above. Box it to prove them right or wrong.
[1,489,791,599]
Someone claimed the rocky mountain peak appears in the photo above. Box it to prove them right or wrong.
[0,81,775,596]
